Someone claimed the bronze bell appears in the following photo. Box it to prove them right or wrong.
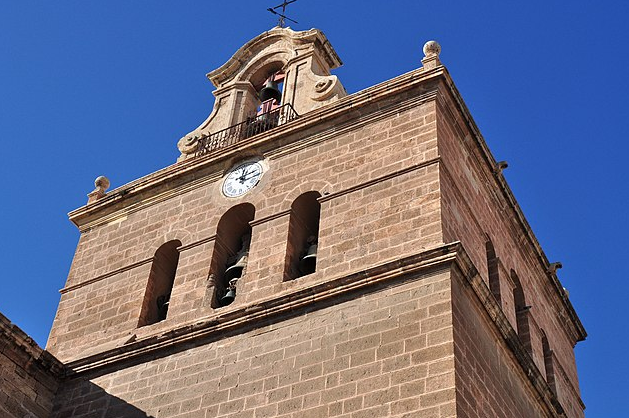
[156,294,170,321]
[220,287,236,306]
[224,254,248,282]
[219,278,238,306]
[299,242,318,275]
[259,79,282,103]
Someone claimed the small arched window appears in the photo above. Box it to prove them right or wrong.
[541,331,557,395]
[284,192,321,280]
[485,239,501,303]
[210,203,255,308]
[138,240,181,327]
[511,270,532,353]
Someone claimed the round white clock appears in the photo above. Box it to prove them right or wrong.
[222,161,264,197]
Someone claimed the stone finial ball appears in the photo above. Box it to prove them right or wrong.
[423,40,441,57]
[94,175,110,191]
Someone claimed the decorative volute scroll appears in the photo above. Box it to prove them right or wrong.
[177,27,347,160]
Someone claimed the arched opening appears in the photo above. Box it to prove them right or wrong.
[245,70,288,137]
[138,240,181,327]
[210,203,256,308]
[511,270,532,353]
[541,331,557,395]
[284,192,321,280]
[485,239,501,304]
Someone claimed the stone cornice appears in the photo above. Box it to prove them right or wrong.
[68,65,443,231]
[437,70,587,343]
[63,243,461,376]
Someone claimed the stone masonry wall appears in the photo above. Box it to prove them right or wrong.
[435,82,584,417]
[52,269,456,418]
[450,268,547,418]
[48,94,442,364]
[0,313,63,418]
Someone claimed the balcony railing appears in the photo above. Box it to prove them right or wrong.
[195,104,299,157]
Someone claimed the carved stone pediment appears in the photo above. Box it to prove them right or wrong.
[177,27,347,160]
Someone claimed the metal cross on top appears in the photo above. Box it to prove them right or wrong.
[267,0,299,28]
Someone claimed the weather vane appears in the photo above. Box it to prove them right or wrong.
[268,0,298,28]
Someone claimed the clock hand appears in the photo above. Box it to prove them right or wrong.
[238,168,250,182]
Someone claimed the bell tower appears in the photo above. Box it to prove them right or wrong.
[47,28,585,418]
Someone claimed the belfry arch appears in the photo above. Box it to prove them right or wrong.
[177,27,346,159]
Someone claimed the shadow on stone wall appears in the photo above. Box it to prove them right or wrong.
[52,378,155,418]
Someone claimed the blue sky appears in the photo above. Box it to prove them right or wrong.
[1,1,627,416]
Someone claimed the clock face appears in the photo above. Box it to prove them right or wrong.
[222,161,264,197]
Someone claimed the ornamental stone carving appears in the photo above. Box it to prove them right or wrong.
[87,176,110,204]
[176,27,347,160]
[421,40,442,70]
